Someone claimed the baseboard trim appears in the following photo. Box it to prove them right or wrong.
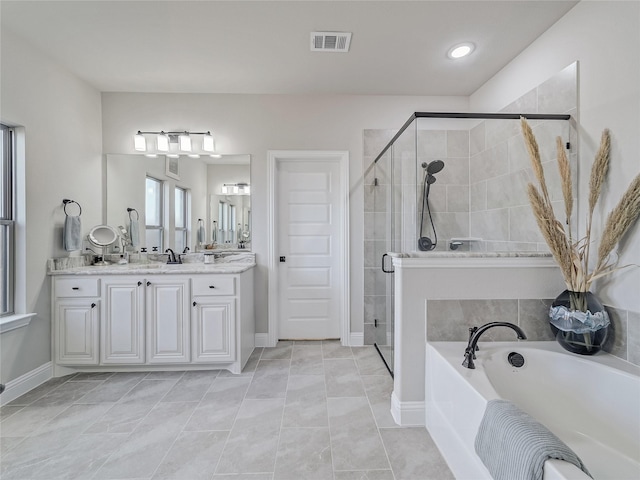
[349,332,364,347]
[1,362,53,406]
[390,391,425,426]
[254,333,270,348]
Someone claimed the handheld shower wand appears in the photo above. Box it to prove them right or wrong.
[418,160,445,251]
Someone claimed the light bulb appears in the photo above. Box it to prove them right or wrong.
[203,132,215,152]
[157,132,169,151]
[178,132,192,152]
[448,43,475,59]
[134,132,146,151]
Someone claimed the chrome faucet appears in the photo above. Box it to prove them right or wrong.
[164,248,181,264]
[462,322,527,369]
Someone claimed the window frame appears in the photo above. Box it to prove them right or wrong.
[1,124,15,317]
[145,175,164,252]
[174,185,188,252]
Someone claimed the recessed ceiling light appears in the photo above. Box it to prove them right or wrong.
[447,43,475,59]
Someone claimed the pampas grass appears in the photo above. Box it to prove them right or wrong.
[521,118,640,293]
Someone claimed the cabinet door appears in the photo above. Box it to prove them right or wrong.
[191,297,236,363]
[101,277,145,364]
[56,298,99,365]
[147,277,190,363]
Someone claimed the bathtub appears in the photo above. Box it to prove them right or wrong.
[425,341,640,480]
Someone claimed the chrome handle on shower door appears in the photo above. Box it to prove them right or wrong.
[381,253,394,274]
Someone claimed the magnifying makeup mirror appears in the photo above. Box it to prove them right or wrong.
[88,225,119,265]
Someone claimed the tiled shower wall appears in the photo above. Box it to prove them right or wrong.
[468,114,574,251]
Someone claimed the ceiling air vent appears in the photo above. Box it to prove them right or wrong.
[311,32,352,53]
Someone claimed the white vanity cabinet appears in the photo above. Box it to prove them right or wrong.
[51,265,255,376]
[53,278,100,365]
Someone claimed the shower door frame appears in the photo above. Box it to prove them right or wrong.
[370,111,572,377]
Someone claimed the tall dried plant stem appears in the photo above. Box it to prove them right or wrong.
[583,129,611,290]
[590,173,640,285]
[527,184,575,290]
[556,136,573,243]
[521,118,552,205]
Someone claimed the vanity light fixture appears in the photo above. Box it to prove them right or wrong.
[133,130,218,155]
[222,183,250,196]
[447,42,475,59]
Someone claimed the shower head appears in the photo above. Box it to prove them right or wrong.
[425,160,445,175]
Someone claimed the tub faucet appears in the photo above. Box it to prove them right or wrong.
[462,322,527,369]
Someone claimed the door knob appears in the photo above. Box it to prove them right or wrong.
[280,256,286,263]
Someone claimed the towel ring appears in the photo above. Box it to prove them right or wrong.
[127,208,139,221]
[62,199,82,216]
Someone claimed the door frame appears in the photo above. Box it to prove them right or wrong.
[267,150,350,347]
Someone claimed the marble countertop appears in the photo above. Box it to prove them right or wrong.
[48,262,255,276]
[404,251,552,258]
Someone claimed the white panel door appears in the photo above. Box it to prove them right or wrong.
[278,159,342,339]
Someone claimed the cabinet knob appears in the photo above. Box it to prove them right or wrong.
[72,287,80,290]
[91,303,96,308]
[209,285,216,289]
[193,301,197,307]
[146,281,151,286]
[138,281,142,286]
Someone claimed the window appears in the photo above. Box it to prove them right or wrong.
[1,125,15,317]
[145,176,164,251]
[230,204,237,243]
[174,186,187,252]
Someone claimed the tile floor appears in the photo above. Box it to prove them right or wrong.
[0,341,453,479]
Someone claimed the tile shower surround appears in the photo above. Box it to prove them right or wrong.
[363,63,583,346]
[0,342,454,480]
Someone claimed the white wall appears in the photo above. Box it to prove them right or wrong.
[0,29,103,383]
[101,93,469,337]
[471,1,640,312]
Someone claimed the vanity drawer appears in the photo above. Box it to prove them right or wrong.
[192,276,236,296]
[55,277,100,297]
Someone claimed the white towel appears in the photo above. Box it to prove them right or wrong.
[129,219,140,247]
[64,215,82,251]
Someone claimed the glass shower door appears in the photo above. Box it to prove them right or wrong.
[373,122,417,376]
[373,147,394,374]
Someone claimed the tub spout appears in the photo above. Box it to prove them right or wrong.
[462,322,527,369]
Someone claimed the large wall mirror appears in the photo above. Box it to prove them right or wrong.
[106,154,251,252]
